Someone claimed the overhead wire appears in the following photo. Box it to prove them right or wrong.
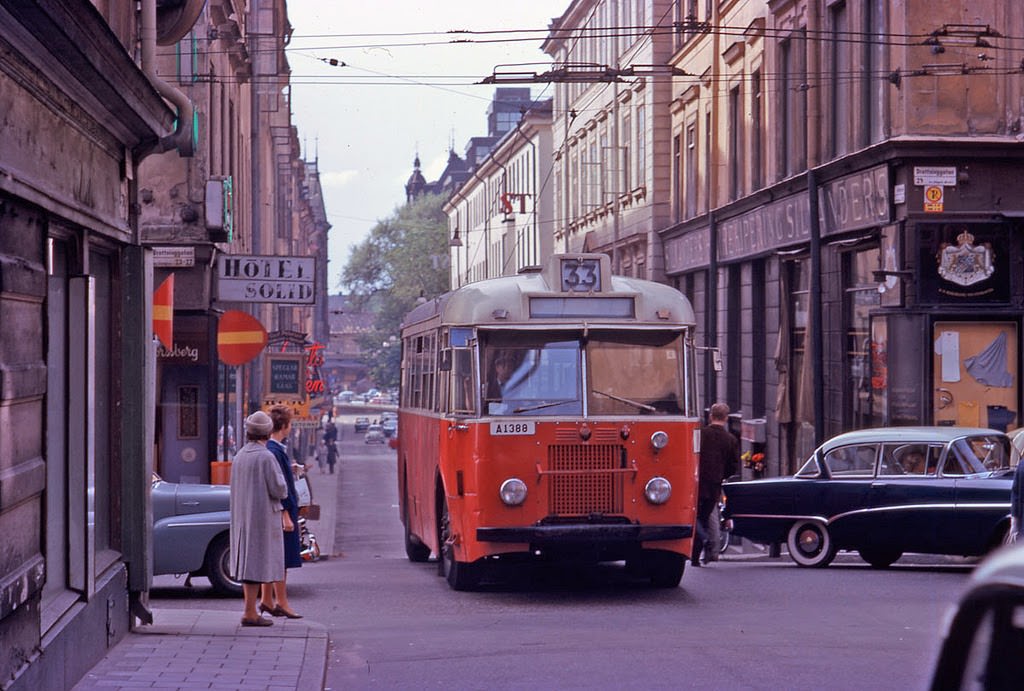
[490,2,681,274]
[169,21,1024,59]
[177,16,1024,269]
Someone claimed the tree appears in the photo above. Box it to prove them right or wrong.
[340,192,450,389]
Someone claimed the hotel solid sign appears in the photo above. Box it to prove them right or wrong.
[217,255,315,304]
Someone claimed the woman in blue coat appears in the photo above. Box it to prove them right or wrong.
[259,405,303,618]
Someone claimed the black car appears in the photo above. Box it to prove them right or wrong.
[930,541,1024,690]
[723,427,1015,568]
[354,416,370,432]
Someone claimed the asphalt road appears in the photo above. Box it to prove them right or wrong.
[155,415,974,690]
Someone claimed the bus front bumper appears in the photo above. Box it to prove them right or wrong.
[477,524,691,544]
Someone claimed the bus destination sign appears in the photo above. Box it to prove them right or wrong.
[560,258,601,292]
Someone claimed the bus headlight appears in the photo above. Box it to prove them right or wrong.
[499,478,528,506]
[644,477,672,504]
[650,430,669,450]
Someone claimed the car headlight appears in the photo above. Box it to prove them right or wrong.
[499,478,528,506]
[644,476,671,504]
[651,430,669,450]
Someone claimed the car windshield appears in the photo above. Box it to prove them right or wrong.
[480,330,690,417]
[944,435,1013,476]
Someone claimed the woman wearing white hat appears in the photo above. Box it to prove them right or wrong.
[229,410,289,626]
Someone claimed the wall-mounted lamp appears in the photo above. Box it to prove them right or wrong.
[450,229,463,247]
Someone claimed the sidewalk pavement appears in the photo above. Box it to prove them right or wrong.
[72,458,341,691]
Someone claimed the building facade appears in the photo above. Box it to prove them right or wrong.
[445,99,555,286]
[659,0,1024,473]
[0,1,327,688]
[138,0,330,483]
[1,2,178,688]
[542,0,677,280]
[322,295,375,395]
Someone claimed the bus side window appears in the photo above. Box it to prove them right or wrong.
[451,348,475,414]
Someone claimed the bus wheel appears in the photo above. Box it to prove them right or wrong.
[438,496,480,590]
[644,550,685,588]
[404,509,431,563]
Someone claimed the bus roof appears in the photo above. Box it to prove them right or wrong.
[402,254,695,331]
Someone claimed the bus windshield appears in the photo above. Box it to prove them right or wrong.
[587,331,686,415]
[481,330,687,417]
[482,338,582,416]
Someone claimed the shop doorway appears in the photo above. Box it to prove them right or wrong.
[932,321,1018,431]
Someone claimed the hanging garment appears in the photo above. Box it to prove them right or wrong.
[964,332,1013,388]
[987,405,1016,432]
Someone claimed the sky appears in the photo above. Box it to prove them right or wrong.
[286,1,566,292]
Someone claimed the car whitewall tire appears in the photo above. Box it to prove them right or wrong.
[787,519,838,568]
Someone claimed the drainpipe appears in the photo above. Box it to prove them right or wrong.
[808,166,824,445]
[707,210,718,408]
[140,0,195,157]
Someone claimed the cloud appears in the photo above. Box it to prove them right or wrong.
[319,170,359,188]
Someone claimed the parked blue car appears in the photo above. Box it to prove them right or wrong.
[151,473,239,595]
[723,427,1015,568]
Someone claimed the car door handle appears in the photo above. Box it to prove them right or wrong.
[181,500,200,506]
[870,482,887,488]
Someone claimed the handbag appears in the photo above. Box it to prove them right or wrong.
[294,476,312,507]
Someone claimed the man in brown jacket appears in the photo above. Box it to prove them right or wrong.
[693,403,739,566]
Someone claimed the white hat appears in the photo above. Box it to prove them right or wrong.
[244,411,273,436]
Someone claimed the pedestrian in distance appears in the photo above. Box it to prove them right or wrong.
[314,439,327,473]
[323,420,338,474]
[693,403,740,566]
[229,411,289,627]
[259,405,303,619]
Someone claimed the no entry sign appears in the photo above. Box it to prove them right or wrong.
[217,310,268,366]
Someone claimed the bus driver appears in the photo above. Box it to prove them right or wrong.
[485,352,515,403]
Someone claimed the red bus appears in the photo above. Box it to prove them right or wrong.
[397,254,700,589]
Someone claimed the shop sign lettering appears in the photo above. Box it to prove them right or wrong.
[665,227,710,273]
[818,165,890,236]
[305,343,326,394]
[718,192,810,262]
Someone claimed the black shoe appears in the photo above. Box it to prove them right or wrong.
[690,558,701,567]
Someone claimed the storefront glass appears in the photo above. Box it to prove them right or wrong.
[932,321,1018,431]
[844,247,881,429]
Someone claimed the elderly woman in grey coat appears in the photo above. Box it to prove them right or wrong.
[230,411,290,626]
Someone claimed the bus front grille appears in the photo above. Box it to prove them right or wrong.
[547,444,624,515]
